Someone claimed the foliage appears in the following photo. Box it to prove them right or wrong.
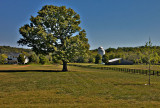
[90,39,160,65]
[35,56,40,64]
[76,53,89,63]
[0,54,8,64]
[39,55,48,64]
[95,54,102,64]
[17,54,25,64]
[29,53,37,63]
[102,54,109,65]
[52,55,63,64]
[88,56,95,63]
[17,5,89,71]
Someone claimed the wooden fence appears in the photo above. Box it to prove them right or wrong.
[69,64,160,76]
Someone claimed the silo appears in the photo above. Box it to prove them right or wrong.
[98,46,105,56]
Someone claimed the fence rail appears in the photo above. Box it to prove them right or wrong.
[69,64,160,76]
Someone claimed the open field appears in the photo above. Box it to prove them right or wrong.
[0,64,62,71]
[1,64,160,107]
[69,63,160,71]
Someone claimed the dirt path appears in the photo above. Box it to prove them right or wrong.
[12,65,30,69]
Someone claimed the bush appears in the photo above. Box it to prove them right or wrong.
[39,55,47,64]
[102,55,109,65]
[29,53,37,63]
[0,54,8,64]
[76,56,88,63]
[88,56,95,63]
[95,54,102,64]
[18,54,25,64]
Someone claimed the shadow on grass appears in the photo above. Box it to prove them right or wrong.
[0,70,64,73]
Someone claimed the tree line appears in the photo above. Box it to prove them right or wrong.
[1,39,160,65]
[94,40,160,65]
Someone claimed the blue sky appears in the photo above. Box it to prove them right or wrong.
[0,0,160,49]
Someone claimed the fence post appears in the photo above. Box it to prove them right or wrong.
[144,70,146,75]
[146,70,148,75]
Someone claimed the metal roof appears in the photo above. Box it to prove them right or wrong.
[109,58,122,63]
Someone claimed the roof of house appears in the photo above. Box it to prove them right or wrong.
[109,58,122,63]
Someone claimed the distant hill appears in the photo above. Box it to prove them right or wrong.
[0,46,32,55]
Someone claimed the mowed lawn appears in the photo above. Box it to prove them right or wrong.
[0,65,160,107]
[69,63,160,71]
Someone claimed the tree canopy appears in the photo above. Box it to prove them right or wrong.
[18,5,90,71]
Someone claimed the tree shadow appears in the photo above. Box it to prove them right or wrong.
[0,70,64,73]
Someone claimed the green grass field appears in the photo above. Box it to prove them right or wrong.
[69,63,160,71]
[1,64,160,107]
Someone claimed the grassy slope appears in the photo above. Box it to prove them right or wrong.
[0,65,160,107]
[69,63,160,71]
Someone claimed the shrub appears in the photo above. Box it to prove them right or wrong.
[17,54,25,64]
[0,54,8,64]
[95,54,102,64]
[29,53,37,63]
[39,55,47,64]
[102,55,109,65]
[89,56,95,63]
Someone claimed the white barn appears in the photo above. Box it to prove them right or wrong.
[108,58,133,65]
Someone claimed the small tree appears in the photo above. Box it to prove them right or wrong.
[95,54,102,64]
[0,54,8,64]
[145,38,153,85]
[36,56,40,64]
[39,55,47,64]
[29,53,37,63]
[18,54,25,64]
[102,54,109,65]
[88,56,95,63]
[76,53,89,63]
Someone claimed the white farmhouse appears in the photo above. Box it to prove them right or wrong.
[7,53,29,64]
[7,53,19,64]
[24,56,29,64]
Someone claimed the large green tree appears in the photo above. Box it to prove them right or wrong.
[17,5,89,71]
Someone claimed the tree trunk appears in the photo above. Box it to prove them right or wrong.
[62,60,68,72]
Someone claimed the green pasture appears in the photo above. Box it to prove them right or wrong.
[69,63,160,71]
[0,64,160,107]
[0,64,62,70]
